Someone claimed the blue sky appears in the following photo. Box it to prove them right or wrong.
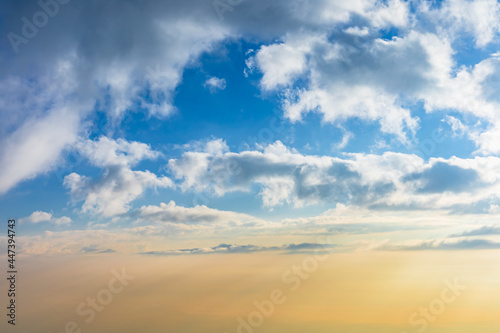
[2,0,500,254]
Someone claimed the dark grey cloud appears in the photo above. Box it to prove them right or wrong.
[313,29,432,96]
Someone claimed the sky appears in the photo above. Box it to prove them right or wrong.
[1,0,500,332]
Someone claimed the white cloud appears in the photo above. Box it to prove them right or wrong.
[343,26,370,36]
[26,211,52,223]
[0,106,83,195]
[288,0,410,29]
[167,139,408,208]
[443,115,468,137]
[22,211,71,225]
[2,0,500,206]
[204,76,227,93]
[9,198,500,255]
[254,33,322,90]
[76,136,160,168]
[0,55,89,195]
[64,137,173,217]
[365,0,410,28]
[65,169,173,217]
[53,216,72,225]
[139,200,257,225]
[248,17,500,152]
[417,52,500,154]
[134,201,275,238]
[13,201,500,255]
[425,0,500,47]
[251,31,448,142]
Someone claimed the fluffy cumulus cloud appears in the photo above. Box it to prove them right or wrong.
[246,1,500,151]
[168,139,500,212]
[250,30,433,142]
[21,211,71,225]
[64,137,172,217]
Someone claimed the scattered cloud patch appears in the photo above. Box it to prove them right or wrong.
[204,76,226,93]
[21,211,72,225]
[64,137,173,217]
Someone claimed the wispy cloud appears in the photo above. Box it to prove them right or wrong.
[381,239,500,251]
[139,242,337,256]
[204,76,226,93]
[448,225,500,238]
[80,246,117,254]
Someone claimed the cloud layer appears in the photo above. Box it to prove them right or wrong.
[168,139,500,213]
[2,0,500,195]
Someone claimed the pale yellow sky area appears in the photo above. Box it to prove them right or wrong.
[2,250,499,333]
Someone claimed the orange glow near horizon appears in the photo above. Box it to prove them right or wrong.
[8,250,500,333]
